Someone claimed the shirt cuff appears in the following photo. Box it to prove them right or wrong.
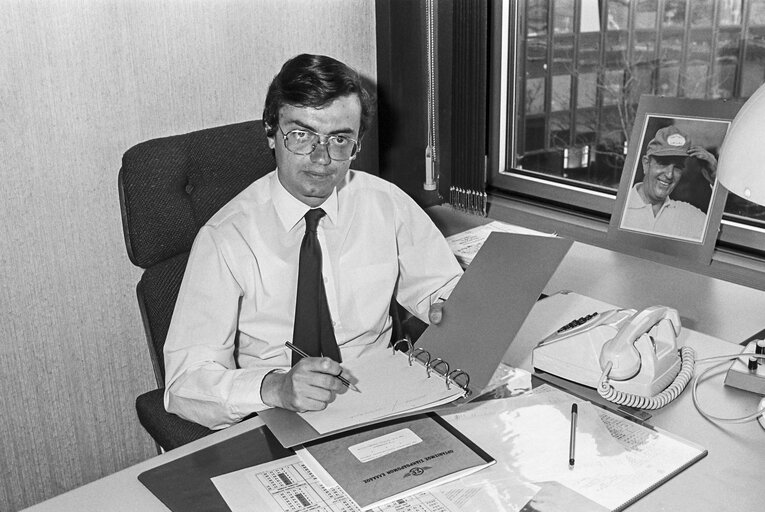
[229,367,283,415]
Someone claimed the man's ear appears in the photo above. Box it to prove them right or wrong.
[264,125,276,149]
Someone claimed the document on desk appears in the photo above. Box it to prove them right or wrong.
[446,220,555,266]
[298,344,466,435]
[297,414,495,510]
[438,385,707,511]
[260,233,574,448]
[211,453,508,512]
[212,455,540,512]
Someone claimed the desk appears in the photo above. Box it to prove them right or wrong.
[508,292,764,512]
[24,206,765,512]
[429,205,765,343]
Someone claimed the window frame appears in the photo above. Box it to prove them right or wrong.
[487,0,765,256]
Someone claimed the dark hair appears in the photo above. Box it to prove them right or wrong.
[262,54,375,139]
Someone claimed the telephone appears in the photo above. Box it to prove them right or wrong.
[532,306,696,409]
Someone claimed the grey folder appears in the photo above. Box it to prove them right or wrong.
[260,232,574,447]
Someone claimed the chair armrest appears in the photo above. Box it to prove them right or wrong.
[135,388,214,452]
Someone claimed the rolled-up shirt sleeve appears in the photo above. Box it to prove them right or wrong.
[163,226,274,430]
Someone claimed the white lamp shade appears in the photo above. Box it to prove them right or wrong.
[716,82,765,207]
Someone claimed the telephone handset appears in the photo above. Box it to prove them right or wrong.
[599,306,682,380]
[532,306,696,409]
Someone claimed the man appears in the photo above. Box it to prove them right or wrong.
[163,54,463,430]
[621,125,717,240]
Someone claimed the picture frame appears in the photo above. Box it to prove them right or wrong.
[608,95,744,265]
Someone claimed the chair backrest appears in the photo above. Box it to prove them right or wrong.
[119,121,275,386]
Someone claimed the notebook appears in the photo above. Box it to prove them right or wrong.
[259,232,574,447]
[296,413,495,510]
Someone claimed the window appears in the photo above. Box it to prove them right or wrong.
[490,0,765,251]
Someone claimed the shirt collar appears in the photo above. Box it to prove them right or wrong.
[627,183,671,211]
[270,169,339,232]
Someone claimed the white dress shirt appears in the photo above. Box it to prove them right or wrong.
[163,170,463,429]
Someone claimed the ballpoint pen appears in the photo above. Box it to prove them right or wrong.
[569,403,578,468]
[284,341,360,392]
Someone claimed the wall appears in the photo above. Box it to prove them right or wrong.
[0,1,376,510]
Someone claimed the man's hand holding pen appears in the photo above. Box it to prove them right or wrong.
[261,342,360,412]
[261,356,348,412]
[261,293,452,413]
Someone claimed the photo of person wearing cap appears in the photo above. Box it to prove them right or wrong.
[620,125,718,240]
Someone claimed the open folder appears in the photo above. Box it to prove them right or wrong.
[259,232,574,447]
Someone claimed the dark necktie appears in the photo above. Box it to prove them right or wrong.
[291,208,341,365]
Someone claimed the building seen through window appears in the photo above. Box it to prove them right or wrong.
[497,0,765,227]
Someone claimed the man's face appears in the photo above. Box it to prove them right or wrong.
[640,155,687,205]
[268,94,362,207]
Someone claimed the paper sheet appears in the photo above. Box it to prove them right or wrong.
[427,463,540,512]
[213,454,538,512]
[212,454,481,512]
[297,344,464,434]
[439,385,705,510]
[446,221,555,266]
[211,456,357,512]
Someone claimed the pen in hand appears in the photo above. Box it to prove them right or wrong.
[569,403,578,469]
[284,341,360,392]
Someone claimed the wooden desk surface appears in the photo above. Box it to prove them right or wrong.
[24,205,765,512]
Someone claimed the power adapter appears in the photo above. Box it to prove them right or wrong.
[723,340,765,395]
[723,340,765,430]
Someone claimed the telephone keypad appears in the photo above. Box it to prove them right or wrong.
[557,312,598,333]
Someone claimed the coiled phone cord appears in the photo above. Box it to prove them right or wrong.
[596,346,696,409]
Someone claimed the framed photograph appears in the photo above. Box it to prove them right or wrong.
[608,96,743,264]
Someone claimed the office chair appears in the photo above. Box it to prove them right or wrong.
[119,120,426,452]
[119,120,276,452]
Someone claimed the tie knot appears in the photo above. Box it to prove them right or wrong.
[304,208,325,233]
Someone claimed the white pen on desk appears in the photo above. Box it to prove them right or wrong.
[284,341,360,392]
[569,403,578,469]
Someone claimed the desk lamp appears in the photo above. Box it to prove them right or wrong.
[715,82,765,428]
